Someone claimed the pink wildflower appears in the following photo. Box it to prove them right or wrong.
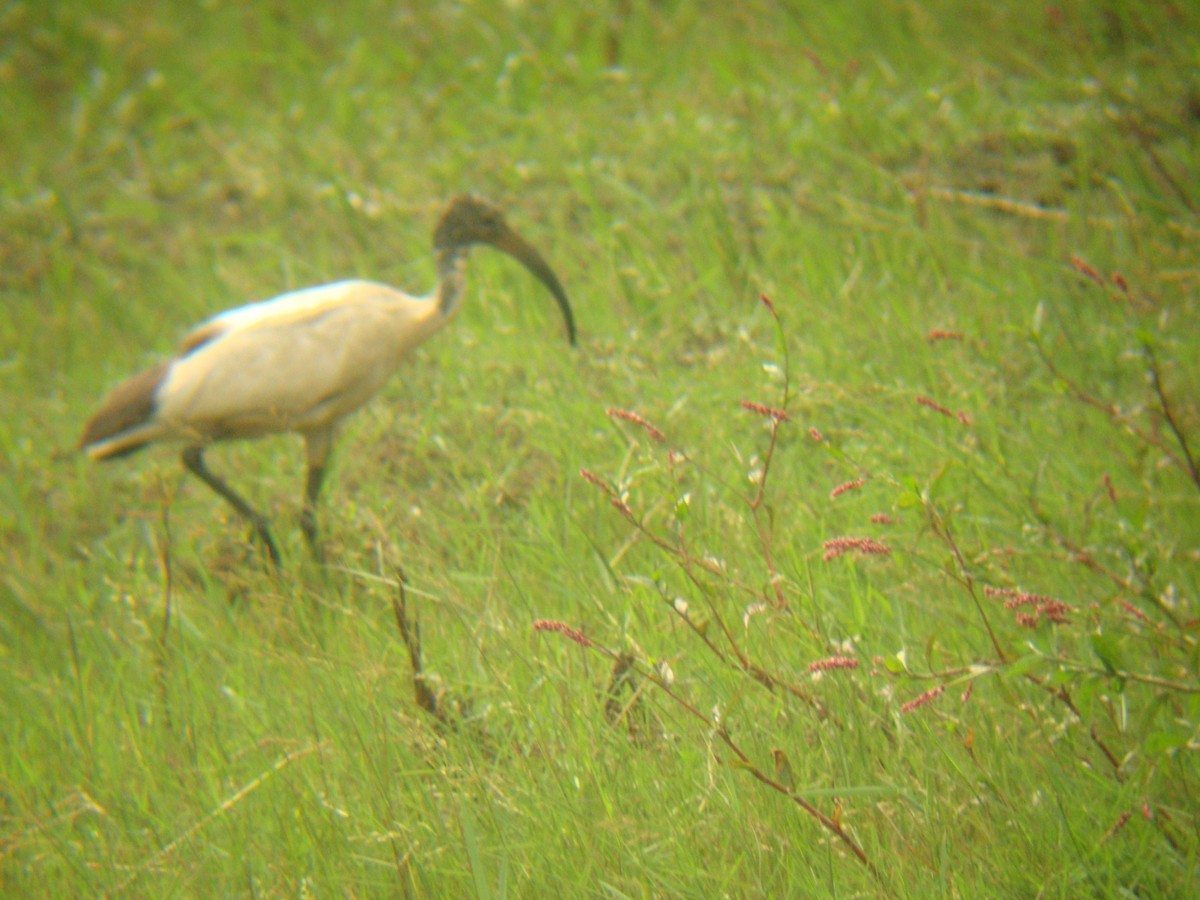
[901,684,945,714]
[822,537,891,561]
[740,400,789,422]
[830,479,865,499]
[808,656,859,672]
[532,619,593,648]
[917,395,971,425]
[1070,254,1105,288]
[606,408,666,443]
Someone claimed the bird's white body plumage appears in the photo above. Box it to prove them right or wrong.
[84,279,449,459]
[160,280,446,436]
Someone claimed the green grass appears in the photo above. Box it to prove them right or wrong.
[3,0,1198,895]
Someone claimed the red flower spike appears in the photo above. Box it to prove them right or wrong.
[901,684,945,714]
[808,656,859,672]
[822,536,891,561]
[916,395,951,416]
[579,468,618,498]
[1103,811,1133,843]
[1070,254,1105,288]
[916,395,972,426]
[532,619,593,648]
[1103,473,1118,503]
[830,478,865,499]
[988,586,1072,625]
[740,400,789,422]
[606,407,667,444]
[1120,600,1150,623]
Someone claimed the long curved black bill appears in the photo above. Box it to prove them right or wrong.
[489,230,577,346]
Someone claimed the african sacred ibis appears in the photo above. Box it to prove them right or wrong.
[80,195,576,566]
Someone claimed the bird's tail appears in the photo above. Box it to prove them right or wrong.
[79,361,170,460]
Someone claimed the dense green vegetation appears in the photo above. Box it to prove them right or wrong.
[2,1,1197,895]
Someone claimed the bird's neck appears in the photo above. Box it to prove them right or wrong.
[434,246,469,320]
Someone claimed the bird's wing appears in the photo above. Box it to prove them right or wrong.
[176,281,371,355]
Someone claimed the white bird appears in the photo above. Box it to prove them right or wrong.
[80,195,576,565]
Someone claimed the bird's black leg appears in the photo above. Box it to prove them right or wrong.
[300,463,326,560]
[182,446,281,567]
[300,429,333,562]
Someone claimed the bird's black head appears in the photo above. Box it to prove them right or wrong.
[434,194,511,250]
[433,194,577,345]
